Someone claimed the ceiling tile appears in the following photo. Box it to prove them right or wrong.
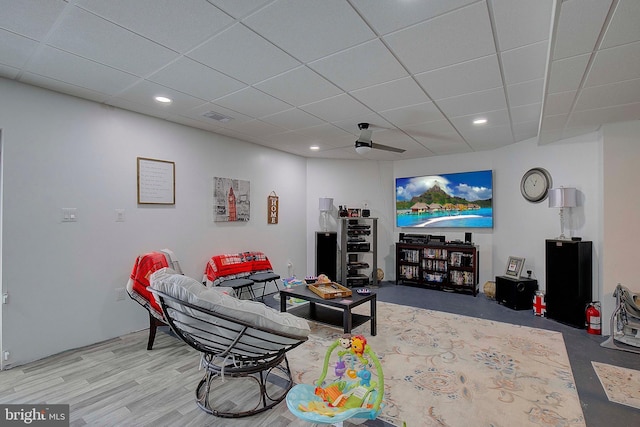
[20,72,108,104]
[226,119,286,137]
[575,78,640,111]
[547,54,590,93]
[552,0,613,60]
[78,0,234,53]
[260,130,307,146]
[403,120,461,139]
[165,114,222,133]
[378,102,446,127]
[506,79,543,107]
[48,7,178,76]
[207,0,274,20]
[0,64,19,79]
[601,0,640,49]
[148,57,246,101]
[213,86,291,118]
[460,124,514,149]
[541,113,569,131]
[451,109,511,133]
[115,80,207,111]
[543,90,577,116]
[0,0,67,40]
[351,0,476,35]
[331,114,392,134]
[416,55,502,101]
[296,123,352,142]
[106,96,173,120]
[584,41,640,88]
[255,66,342,107]
[185,103,253,125]
[309,39,407,91]
[492,0,553,51]
[510,103,541,124]
[501,41,549,85]
[350,77,430,112]
[567,102,640,128]
[260,108,325,130]
[187,23,300,85]
[383,2,495,74]
[3,0,640,160]
[299,93,372,123]
[436,87,508,119]
[243,0,375,63]
[512,120,539,141]
[0,30,40,69]
[26,46,139,95]
[412,132,468,154]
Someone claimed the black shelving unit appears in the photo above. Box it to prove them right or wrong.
[396,241,479,296]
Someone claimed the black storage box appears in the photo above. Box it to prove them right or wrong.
[495,276,538,310]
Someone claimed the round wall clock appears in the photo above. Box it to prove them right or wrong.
[520,167,552,203]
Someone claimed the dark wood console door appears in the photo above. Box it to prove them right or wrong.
[545,239,592,328]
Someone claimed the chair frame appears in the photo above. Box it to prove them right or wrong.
[149,287,308,418]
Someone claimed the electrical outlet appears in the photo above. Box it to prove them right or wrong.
[115,209,125,222]
[3,351,9,361]
[2,292,7,304]
[115,287,127,301]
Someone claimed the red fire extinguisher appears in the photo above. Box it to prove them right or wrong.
[585,302,601,335]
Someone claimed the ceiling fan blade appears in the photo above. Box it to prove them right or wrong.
[371,142,406,153]
[357,129,373,143]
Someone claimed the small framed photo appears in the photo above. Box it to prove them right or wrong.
[505,256,525,278]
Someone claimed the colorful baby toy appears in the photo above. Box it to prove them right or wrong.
[286,334,384,424]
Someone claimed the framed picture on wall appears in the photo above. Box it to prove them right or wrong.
[137,157,175,205]
[504,256,525,278]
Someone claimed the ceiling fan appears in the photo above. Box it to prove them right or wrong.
[355,123,406,154]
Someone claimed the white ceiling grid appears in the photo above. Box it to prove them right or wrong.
[0,0,638,159]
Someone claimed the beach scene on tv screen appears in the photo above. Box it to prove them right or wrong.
[396,170,493,228]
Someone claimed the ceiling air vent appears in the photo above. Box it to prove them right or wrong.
[202,110,234,123]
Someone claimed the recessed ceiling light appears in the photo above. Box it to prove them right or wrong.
[154,96,172,104]
[473,118,487,125]
[310,145,320,151]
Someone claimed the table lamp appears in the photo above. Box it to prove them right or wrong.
[548,187,576,240]
[319,197,333,231]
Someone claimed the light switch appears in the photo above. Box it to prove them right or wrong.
[61,208,78,222]
[116,209,125,222]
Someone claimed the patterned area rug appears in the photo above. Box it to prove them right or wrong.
[287,301,585,427]
[592,361,640,410]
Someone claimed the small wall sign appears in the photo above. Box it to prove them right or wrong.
[268,191,279,224]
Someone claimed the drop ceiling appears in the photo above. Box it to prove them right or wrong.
[1,0,638,160]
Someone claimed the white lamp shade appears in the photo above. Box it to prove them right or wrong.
[548,187,577,208]
[355,145,371,155]
[319,197,333,212]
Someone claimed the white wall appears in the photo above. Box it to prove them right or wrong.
[0,79,308,368]
[305,159,395,279]
[602,121,640,333]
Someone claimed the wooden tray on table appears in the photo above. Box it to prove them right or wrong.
[307,282,352,299]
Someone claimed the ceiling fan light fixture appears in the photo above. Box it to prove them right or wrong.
[355,140,372,154]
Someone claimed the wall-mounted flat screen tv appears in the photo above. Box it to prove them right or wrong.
[396,170,493,228]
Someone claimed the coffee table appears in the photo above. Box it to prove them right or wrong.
[279,285,376,336]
